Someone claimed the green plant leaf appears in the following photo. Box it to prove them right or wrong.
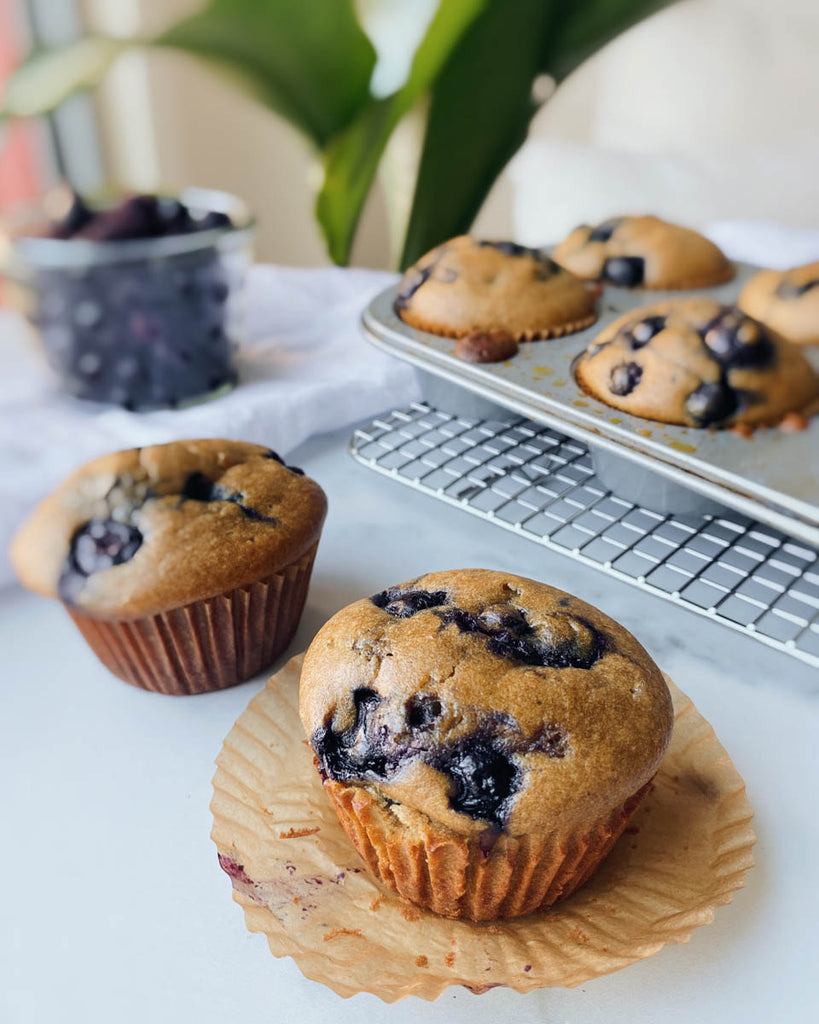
[316,0,488,265]
[0,37,126,120]
[400,0,554,268]
[544,0,678,81]
[400,0,678,268]
[1,1,376,149]
[158,0,376,148]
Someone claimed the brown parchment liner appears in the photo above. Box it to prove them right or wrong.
[66,544,317,695]
[210,654,755,1001]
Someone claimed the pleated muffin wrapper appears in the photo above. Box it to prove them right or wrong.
[323,777,652,921]
[65,542,318,695]
[210,654,756,1001]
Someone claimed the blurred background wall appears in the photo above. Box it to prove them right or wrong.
[3,0,819,267]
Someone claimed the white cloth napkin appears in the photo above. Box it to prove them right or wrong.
[0,265,418,588]
[2,223,818,591]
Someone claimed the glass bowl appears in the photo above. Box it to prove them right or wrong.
[1,187,255,411]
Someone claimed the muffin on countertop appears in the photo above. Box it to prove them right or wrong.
[299,569,673,920]
[553,215,734,290]
[738,261,819,347]
[11,439,327,694]
[575,299,819,429]
[395,236,598,341]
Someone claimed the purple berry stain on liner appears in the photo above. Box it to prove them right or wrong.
[217,853,253,885]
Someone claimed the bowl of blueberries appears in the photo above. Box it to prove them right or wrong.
[1,186,254,410]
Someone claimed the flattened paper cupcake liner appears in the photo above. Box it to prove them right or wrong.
[66,543,317,695]
[210,655,755,1000]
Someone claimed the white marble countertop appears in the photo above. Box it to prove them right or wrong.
[2,425,818,1024]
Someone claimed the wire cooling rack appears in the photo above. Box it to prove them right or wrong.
[350,403,819,669]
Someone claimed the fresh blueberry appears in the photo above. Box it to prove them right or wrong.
[609,362,643,396]
[371,587,449,618]
[195,211,232,232]
[157,198,194,234]
[602,256,645,287]
[77,195,164,242]
[48,192,93,239]
[128,311,163,343]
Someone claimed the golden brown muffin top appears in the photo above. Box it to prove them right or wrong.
[11,439,327,619]
[553,215,734,290]
[575,299,819,428]
[300,569,673,838]
[738,261,819,346]
[395,236,598,340]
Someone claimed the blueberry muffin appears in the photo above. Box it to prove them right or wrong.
[299,569,673,920]
[738,261,819,347]
[11,440,327,694]
[575,300,819,429]
[395,236,598,340]
[553,215,734,289]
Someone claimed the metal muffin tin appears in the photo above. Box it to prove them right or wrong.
[362,264,819,547]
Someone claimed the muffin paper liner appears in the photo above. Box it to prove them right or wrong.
[323,777,650,920]
[210,654,755,1001]
[66,543,317,695]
